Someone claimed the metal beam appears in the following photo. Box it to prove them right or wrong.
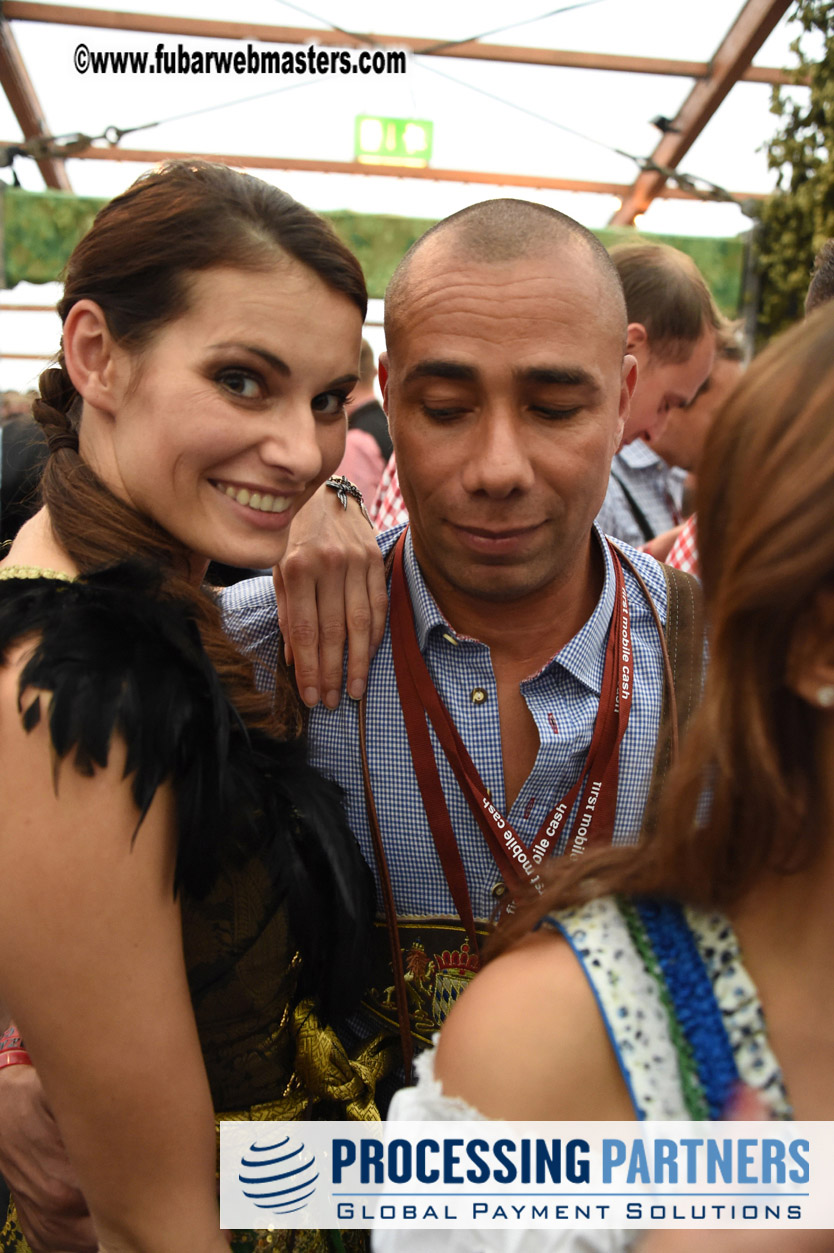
[609,0,794,225]
[3,139,765,203]
[2,2,802,85]
[0,15,70,188]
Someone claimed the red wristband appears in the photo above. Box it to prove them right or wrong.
[0,1048,32,1069]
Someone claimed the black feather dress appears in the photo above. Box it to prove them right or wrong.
[0,563,375,1115]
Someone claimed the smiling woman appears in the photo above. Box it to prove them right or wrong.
[75,260,362,578]
[0,161,374,1253]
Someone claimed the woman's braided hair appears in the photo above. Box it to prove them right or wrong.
[34,160,367,737]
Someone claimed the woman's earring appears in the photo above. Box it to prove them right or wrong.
[816,684,834,708]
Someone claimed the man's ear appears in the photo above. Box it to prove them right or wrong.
[62,300,127,418]
[626,323,648,356]
[786,588,834,709]
[615,353,639,450]
[378,352,390,416]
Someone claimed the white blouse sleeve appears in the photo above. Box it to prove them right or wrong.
[385,1036,489,1123]
[374,1042,636,1253]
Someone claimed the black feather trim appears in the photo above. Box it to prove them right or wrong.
[0,564,374,1018]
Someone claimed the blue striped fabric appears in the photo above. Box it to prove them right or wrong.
[222,523,670,925]
[634,898,740,1119]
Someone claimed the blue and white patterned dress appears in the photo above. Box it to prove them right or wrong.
[378,896,790,1253]
[547,896,790,1122]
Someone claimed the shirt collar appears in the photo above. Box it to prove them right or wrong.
[617,438,664,470]
[401,525,616,696]
[402,529,458,651]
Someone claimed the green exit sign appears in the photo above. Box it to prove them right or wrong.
[354,115,433,167]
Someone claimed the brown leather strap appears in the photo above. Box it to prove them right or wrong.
[358,689,414,1085]
[357,544,414,1083]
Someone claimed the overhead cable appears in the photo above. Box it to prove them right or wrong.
[414,57,747,209]
[420,1,609,56]
[0,77,321,170]
[273,0,382,46]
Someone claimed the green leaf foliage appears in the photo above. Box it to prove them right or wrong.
[754,0,834,341]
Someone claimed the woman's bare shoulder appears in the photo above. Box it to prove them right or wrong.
[434,929,635,1122]
[0,634,176,896]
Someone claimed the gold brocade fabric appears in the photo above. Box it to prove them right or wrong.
[182,863,392,1119]
[220,1003,395,1253]
[215,999,394,1134]
[0,1205,369,1253]
[0,565,74,581]
[0,1208,25,1253]
[233,1234,369,1252]
[289,1001,396,1121]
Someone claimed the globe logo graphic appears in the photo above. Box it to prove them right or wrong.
[238,1132,319,1215]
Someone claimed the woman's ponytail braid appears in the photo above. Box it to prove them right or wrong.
[33,361,80,455]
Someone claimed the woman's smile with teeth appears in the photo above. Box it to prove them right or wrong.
[214,481,293,513]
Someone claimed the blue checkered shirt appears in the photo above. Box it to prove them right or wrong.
[222,524,668,925]
[597,439,681,546]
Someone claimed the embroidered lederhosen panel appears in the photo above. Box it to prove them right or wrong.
[361,916,490,1049]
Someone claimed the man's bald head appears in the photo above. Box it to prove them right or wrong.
[376,199,638,613]
[384,198,627,353]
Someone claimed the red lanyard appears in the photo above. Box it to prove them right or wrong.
[388,530,634,948]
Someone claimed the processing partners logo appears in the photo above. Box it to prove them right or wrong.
[238,1131,319,1217]
[220,1120,834,1232]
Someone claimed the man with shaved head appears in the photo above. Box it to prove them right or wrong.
[233,198,700,1069]
[382,200,629,639]
[0,201,703,1249]
[234,199,701,1067]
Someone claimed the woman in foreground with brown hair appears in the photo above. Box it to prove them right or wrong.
[382,303,834,1250]
[0,160,375,1253]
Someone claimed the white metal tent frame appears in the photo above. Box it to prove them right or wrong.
[0,0,801,219]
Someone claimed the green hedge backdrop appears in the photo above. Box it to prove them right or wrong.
[1,185,746,315]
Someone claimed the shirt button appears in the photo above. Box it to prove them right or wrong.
[470,687,487,705]
[492,882,507,900]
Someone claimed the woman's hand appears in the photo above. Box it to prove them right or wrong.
[642,525,684,562]
[275,483,388,708]
[0,1065,95,1252]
